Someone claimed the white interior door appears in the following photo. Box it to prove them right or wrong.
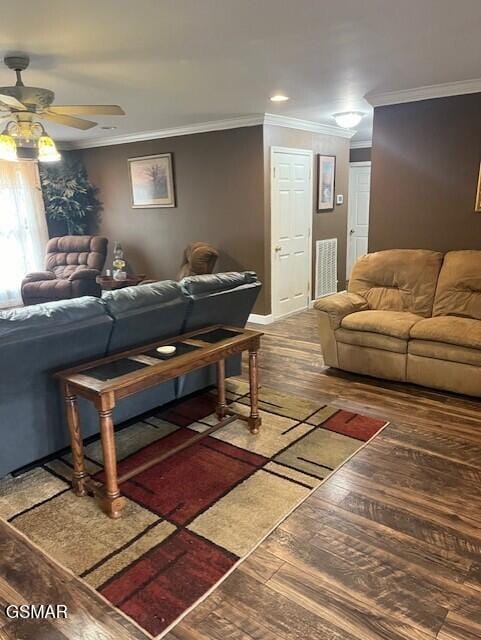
[271,148,312,320]
[347,162,371,279]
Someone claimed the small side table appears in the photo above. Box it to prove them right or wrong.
[96,274,146,291]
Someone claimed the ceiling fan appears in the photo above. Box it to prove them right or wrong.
[0,54,125,162]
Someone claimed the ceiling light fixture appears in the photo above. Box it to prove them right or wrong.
[270,94,289,102]
[332,111,365,129]
[0,119,61,162]
[0,130,17,161]
[37,133,61,162]
[0,53,125,163]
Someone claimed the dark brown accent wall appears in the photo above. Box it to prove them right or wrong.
[79,126,267,313]
[369,93,481,252]
[263,125,351,299]
[349,147,371,163]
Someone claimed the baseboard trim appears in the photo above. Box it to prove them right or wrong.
[248,313,274,325]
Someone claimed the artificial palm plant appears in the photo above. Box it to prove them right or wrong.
[39,154,102,235]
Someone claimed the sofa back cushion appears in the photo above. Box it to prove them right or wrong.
[45,235,108,279]
[102,280,188,353]
[348,249,443,317]
[433,250,481,320]
[180,271,261,331]
[177,271,261,398]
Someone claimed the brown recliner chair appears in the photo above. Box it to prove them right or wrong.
[178,242,219,280]
[21,236,108,306]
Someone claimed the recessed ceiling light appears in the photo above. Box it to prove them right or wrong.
[332,112,364,129]
[101,125,117,130]
[270,94,289,102]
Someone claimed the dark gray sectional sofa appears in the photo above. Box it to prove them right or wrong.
[0,271,261,478]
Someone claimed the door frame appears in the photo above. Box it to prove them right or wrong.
[347,160,371,279]
[270,146,314,320]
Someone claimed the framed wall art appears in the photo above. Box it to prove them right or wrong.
[475,162,481,213]
[128,153,176,208]
[317,154,336,211]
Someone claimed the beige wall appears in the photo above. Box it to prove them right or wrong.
[369,93,481,252]
[80,126,268,313]
[263,125,351,306]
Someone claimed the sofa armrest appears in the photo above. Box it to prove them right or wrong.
[69,268,101,281]
[22,271,56,284]
[314,292,368,330]
[313,292,367,368]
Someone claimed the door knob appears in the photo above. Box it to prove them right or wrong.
[349,229,355,235]
[275,245,282,252]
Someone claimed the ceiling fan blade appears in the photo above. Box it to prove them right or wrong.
[42,110,97,130]
[0,93,27,111]
[49,105,125,116]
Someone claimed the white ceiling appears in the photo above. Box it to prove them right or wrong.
[1,0,480,144]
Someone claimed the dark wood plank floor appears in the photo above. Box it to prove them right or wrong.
[166,309,481,640]
[0,520,150,639]
[1,309,481,639]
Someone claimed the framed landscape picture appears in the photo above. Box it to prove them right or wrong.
[128,153,176,208]
[317,154,336,211]
[476,162,481,212]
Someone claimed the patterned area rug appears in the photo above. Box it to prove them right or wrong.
[0,379,388,638]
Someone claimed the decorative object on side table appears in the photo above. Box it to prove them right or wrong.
[317,154,336,211]
[128,153,176,208]
[475,162,481,212]
[112,241,127,280]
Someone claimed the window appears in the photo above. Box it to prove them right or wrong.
[0,161,49,308]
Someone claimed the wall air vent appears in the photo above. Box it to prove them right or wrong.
[315,238,338,298]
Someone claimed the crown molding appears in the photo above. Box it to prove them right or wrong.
[350,139,372,149]
[64,114,265,150]
[263,113,355,138]
[63,112,355,150]
[366,78,481,107]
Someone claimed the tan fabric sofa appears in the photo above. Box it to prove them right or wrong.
[314,249,481,397]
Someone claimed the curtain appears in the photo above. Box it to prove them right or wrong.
[0,160,49,308]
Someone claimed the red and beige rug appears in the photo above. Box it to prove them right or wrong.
[0,379,388,638]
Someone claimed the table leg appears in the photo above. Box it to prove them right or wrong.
[248,349,261,434]
[216,359,227,419]
[64,390,89,496]
[98,405,125,519]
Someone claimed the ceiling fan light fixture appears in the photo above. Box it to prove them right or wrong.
[332,111,365,129]
[0,131,18,161]
[37,134,61,162]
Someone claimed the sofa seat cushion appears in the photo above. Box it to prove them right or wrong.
[341,310,422,340]
[410,316,481,350]
[409,340,481,367]
[335,327,407,353]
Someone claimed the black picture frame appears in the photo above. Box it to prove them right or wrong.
[317,154,336,212]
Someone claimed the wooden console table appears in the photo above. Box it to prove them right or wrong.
[55,326,263,519]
